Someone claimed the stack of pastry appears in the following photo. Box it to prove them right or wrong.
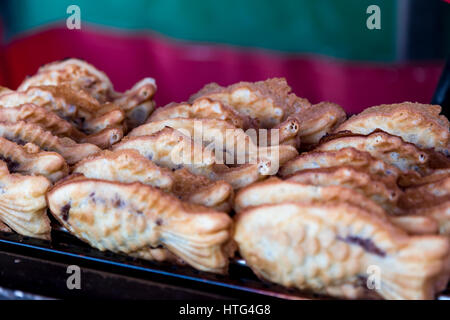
[0,59,156,240]
[0,59,449,300]
[235,102,450,299]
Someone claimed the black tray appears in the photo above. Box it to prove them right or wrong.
[0,228,448,300]
[0,228,323,300]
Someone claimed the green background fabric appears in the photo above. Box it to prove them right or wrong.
[1,0,397,61]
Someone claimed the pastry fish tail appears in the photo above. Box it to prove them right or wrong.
[158,208,234,274]
[377,236,449,300]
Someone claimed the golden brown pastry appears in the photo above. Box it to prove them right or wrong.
[0,121,100,165]
[279,147,400,185]
[0,161,51,239]
[171,168,233,212]
[398,176,450,234]
[114,127,288,189]
[73,150,174,191]
[234,202,449,299]
[335,102,450,155]
[73,150,233,212]
[148,98,251,129]
[0,85,125,134]
[47,176,234,273]
[316,131,429,181]
[0,104,123,148]
[0,104,85,140]
[190,78,346,145]
[287,101,346,146]
[18,59,156,128]
[0,136,68,183]
[128,118,298,169]
[189,78,311,128]
[286,166,401,213]
[234,178,437,235]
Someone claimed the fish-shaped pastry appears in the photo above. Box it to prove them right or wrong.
[73,150,174,191]
[0,104,123,148]
[189,78,312,128]
[286,166,401,213]
[0,160,51,239]
[73,150,233,212]
[279,147,400,186]
[148,97,251,129]
[0,121,100,165]
[114,127,281,189]
[0,136,68,183]
[128,118,298,170]
[335,102,450,155]
[316,131,430,185]
[234,178,437,235]
[0,85,126,134]
[18,59,156,128]
[234,202,450,299]
[189,78,346,145]
[47,176,234,273]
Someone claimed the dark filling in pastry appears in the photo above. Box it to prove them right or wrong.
[0,155,20,173]
[337,235,386,257]
[61,203,71,221]
[10,138,28,146]
[112,196,125,209]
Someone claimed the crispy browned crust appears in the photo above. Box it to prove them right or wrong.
[73,149,174,191]
[285,166,401,213]
[335,102,450,154]
[0,104,86,140]
[0,161,51,239]
[0,121,101,165]
[113,127,218,175]
[411,202,450,235]
[172,168,234,212]
[148,98,251,129]
[47,176,234,273]
[234,177,387,216]
[399,176,450,210]
[0,136,68,182]
[189,78,312,128]
[114,127,285,189]
[0,85,126,134]
[234,202,449,299]
[316,130,429,177]
[19,59,115,101]
[114,78,156,128]
[234,177,436,235]
[0,102,125,149]
[287,101,347,146]
[80,126,124,149]
[129,118,298,171]
[18,59,156,129]
[279,147,400,186]
[270,118,301,147]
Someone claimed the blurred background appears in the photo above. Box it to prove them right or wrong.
[0,0,449,114]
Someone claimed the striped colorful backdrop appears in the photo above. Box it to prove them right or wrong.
[0,0,449,114]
